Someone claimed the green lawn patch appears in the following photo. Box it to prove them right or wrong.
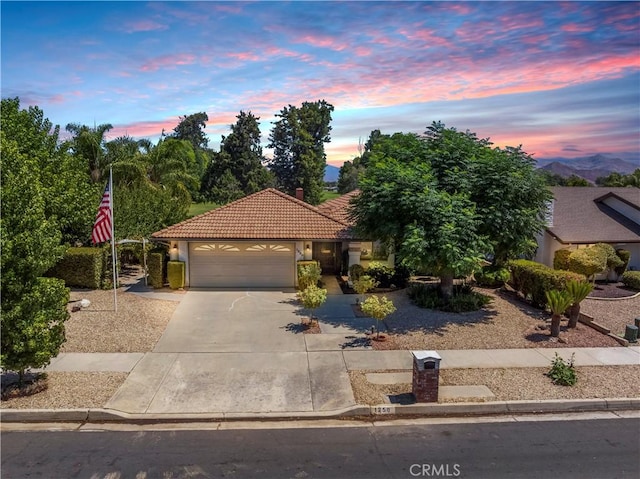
[188,202,219,217]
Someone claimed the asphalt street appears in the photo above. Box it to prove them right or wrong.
[2,416,639,478]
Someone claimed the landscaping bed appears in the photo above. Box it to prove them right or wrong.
[366,288,621,350]
[62,288,178,353]
[349,365,640,405]
[580,295,640,339]
[588,281,638,299]
[1,372,127,409]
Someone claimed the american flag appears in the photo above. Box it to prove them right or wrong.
[91,182,112,244]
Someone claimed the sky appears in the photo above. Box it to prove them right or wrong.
[2,1,639,167]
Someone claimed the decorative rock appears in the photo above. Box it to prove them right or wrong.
[80,299,91,308]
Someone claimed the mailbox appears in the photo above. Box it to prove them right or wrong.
[411,350,441,403]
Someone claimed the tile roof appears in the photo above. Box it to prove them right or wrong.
[317,189,360,225]
[152,188,355,240]
[547,187,640,244]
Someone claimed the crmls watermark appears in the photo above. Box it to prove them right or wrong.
[409,463,461,477]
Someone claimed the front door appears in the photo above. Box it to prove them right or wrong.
[313,242,340,274]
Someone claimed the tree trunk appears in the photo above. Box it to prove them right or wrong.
[550,314,561,337]
[568,303,580,329]
[439,272,454,301]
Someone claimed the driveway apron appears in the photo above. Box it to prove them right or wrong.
[106,290,356,414]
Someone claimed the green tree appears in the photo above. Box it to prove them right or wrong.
[351,123,549,298]
[337,130,387,194]
[1,130,69,383]
[360,295,396,339]
[297,284,327,325]
[1,98,97,245]
[201,111,273,202]
[596,169,640,187]
[268,100,334,205]
[565,175,591,186]
[171,111,209,151]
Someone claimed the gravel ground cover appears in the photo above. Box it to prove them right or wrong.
[350,366,640,405]
[580,295,640,338]
[373,288,620,350]
[63,288,178,353]
[1,372,127,409]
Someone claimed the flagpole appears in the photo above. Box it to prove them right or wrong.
[109,166,118,312]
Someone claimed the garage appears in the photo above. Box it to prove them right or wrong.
[189,242,295,288]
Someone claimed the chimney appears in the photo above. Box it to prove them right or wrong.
[295,188,304,201]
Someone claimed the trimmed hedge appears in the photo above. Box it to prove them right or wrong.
[47,247,105,289]
[568,248,605,279]
[553,249,572,271]
[621,271,640,291]
[167,261,185,289]
[509,259,585,308]
[349,264,365,281]
[148,248,167,289]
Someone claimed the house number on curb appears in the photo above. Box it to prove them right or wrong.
[371,405,395,414]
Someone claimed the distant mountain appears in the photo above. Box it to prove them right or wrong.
[536,153,638,182]
[324,164,340,182]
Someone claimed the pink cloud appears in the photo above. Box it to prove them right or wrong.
[139,53,197,72]
[122,20,168,34]
[561,23,594,33]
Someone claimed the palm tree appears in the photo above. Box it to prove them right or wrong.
[565,280,594,328]
[64,123,113,183]
[545,290,573,337]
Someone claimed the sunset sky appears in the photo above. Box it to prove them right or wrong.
[2,1,639,166]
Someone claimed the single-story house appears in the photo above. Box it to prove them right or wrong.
[151,188,387,288]
[534,186,640,272]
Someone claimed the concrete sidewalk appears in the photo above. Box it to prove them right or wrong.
[45,346,640,374]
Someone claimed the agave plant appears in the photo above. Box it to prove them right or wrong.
[545,289,573,337]
[565,280,594,328]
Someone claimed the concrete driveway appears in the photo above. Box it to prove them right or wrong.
[106,289,361,415]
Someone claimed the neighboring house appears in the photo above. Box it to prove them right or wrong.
[152,188,376,288]
[534,187,640,272]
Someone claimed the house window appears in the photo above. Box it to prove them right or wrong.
[218,244,240,251]
[194,244,216,251]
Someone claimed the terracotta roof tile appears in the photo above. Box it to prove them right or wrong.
[152,188,356,240]
[317,189,360,225]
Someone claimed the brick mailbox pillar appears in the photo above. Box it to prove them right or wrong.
[412,350,441,403]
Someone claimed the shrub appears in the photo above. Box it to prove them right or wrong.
[390,264,412,288]
[545,289,573,337]
[568,247,606,280]
[547,353,577,386]
[297,261,321,290]
[353,274,378,302]
[621,271,640,291]
[167,261,185,289]
[349,263,365,281]
[553,249,572,271]
[614,249,631,277]
[148,248,167,288]
[408,283,491,312]
[367,261,394,288]
[508,259,584,308]
[474,266,510,287]
[47,247,104,289]
[565,280,594,328]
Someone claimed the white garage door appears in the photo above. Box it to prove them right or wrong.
[189,242,295,288]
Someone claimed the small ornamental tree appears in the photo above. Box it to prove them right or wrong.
[545,290,573,337]
[297,284,327,325]
[353,274,378,304]
[565,280,594,328]
[360,295,396,339]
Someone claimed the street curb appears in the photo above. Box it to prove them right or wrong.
[2,399,639,424]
